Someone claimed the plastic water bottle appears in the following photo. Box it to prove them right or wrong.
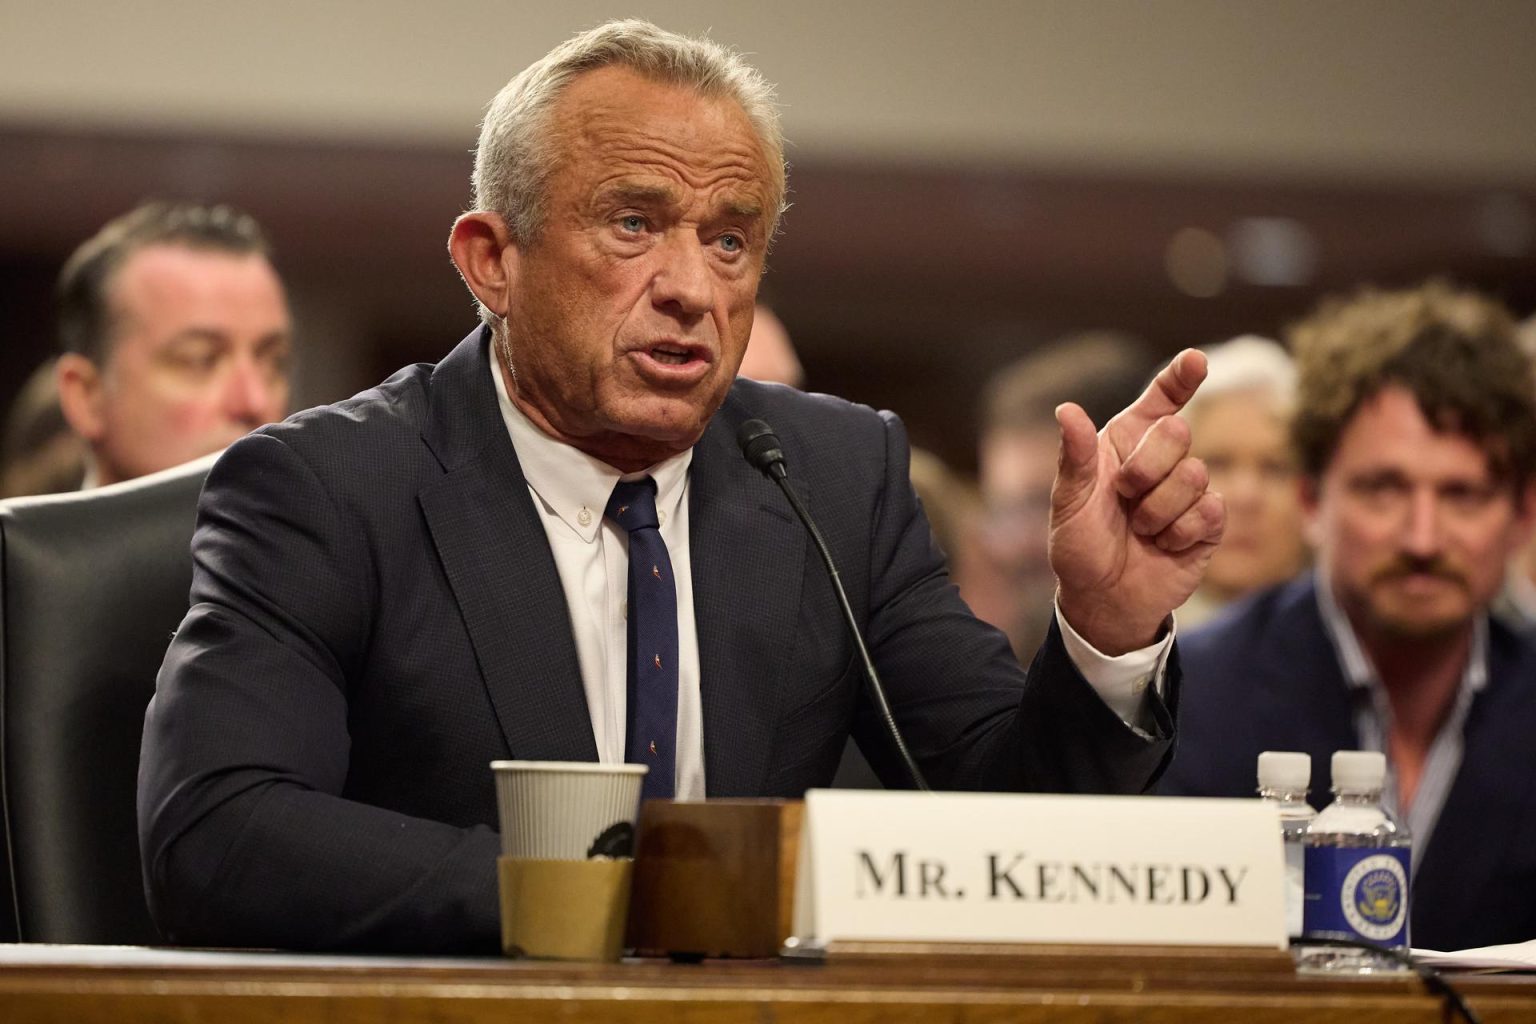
[1296,750,1412,974]
[1257,751,1315,942]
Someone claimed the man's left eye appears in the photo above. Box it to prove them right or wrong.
[620,215,646,232]
[718,234,742,252]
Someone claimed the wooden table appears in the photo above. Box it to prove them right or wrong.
[0,943,1531,1023]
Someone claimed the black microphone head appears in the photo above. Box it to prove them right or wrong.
[737,418,787,477]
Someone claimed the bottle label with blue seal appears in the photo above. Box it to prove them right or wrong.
[1303,847,1410,944]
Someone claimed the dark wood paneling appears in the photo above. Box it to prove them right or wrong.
[3,123,1533,471]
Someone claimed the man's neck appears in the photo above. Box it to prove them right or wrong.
[493,333,688,474]
[1350,611,1475,809]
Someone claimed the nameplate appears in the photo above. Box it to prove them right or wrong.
[791,790,1285,949]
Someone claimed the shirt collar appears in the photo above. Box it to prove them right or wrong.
[488,342,691,542]
[1314,567,1488,695]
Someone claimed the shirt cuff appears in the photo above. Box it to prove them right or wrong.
[1054,599,1175,726]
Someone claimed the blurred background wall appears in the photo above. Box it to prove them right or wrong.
[2,0,1534,470]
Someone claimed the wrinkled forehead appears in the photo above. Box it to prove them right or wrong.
[103,244,289,345]
[550,66,784,219]
[1345,388,1511,472]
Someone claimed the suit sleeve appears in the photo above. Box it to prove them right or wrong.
[137,432,502,953]
[854,410,1178,793]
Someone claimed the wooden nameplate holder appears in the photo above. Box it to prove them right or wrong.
[625,794,1293,974]
[626,799,802,959]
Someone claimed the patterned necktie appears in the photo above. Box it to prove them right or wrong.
[605,477,678,800]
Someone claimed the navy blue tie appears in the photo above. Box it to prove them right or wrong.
[606,477,678,800]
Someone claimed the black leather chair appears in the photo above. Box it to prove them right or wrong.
[0,455,211,943]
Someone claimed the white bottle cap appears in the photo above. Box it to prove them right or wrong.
[1330,750,1387,792]
[1257,751,1311,791]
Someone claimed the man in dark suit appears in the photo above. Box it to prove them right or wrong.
[139,20,1225,953]
[1163,282,1536,951]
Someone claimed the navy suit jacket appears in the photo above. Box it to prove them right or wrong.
[1162,575,1536,950]
[139,328,1177,953]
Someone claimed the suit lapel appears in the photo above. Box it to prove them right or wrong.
[1254,578,1360,786]
[690,396,807,796]
[1416,624,1536,907]
[416,330,597,763]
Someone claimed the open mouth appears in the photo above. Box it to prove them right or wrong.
[630,341,712,385]
[650,344,695,366]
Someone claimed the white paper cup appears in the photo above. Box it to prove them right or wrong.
[491,760,648,860]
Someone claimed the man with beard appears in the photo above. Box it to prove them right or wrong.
[1161,282,1536,951]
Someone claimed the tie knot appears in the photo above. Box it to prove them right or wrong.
[606,477,660,532]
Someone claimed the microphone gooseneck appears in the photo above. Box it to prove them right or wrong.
[735,418,931,792]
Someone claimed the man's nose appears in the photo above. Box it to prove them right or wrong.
[1216,465,1263,510]
[223,356,280,426]
[650,233,714,316]
[1401,488,1444,558]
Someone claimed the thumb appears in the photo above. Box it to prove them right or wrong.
[1052,402,1099,514]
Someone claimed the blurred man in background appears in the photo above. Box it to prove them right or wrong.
[54,201,292,488]
[973,332,1156,658]
[736,303,804,388]
[1164,282,1536,951]
[1176,335,1307,627]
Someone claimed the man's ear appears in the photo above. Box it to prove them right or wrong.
[56,353,106,443]
[448,212,518,319]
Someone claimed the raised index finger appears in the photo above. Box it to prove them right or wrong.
[1106,349,1208,456]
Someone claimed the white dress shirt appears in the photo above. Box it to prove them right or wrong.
[491,351,707,799]
[489,348,1169,797]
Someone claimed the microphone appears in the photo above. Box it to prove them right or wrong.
[736,418,931,792]
[737,419,787,480]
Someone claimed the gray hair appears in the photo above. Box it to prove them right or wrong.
[473,19,786,260]
[1180,334,1296,423]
